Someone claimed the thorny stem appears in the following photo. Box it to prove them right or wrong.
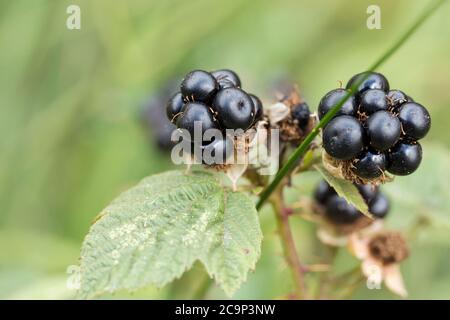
[256,0,446,210]
[270,186,306,299]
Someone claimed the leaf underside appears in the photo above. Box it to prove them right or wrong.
[78,170,262,299]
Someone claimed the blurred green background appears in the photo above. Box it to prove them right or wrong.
[0,0,449,299]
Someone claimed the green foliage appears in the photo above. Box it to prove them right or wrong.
[78,170,262,298]
[314,164,370,216]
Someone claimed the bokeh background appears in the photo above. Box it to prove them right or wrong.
[0,0,449,299]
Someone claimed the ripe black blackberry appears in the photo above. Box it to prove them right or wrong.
[166,69,264,165]
[320,71,431,182]
[313,180,389,225]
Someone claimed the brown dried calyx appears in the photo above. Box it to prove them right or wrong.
[322,151,394,185]
[276,88,316,144]
[368,231,409,265]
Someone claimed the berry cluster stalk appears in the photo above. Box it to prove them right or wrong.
[256,0,445,210]
[270,186,306,299]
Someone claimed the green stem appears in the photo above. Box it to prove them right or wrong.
[270,186,306,299]
[256,0,445,210]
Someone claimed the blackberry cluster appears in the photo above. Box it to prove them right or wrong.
[320,71,431,180]
[166,69,263,164]
[314,180,389,225]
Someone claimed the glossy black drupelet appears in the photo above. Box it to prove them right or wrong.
[211,69,241,89]
[213,87,255,130]
[397,102,431,140]
[387,142,422,176]
[322,116,365,160]
[318,89,356,120]
[387,89,408,108]
[181,70,218,103]
[366,111,401,151]
[176,102,218,141]
[352,149,387,179]
[360,89,389,115]
[249,94,264,123]
[346,71,390,97]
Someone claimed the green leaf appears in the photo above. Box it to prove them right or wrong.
[314,164,370,217]
[78,170,262,299]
